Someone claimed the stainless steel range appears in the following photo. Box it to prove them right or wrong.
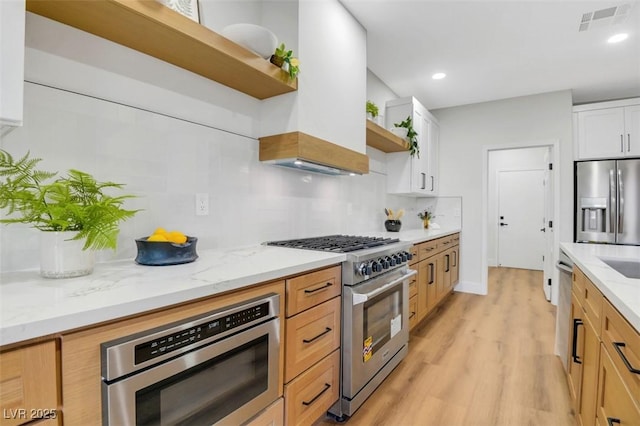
[266,235,416,420]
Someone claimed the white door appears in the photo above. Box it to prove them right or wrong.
[497,169,545,270]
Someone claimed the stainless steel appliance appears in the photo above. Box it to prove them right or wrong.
[555,249,574,371]
[101,294,280,425]
[575,159,640,245]
[266,235,416,419]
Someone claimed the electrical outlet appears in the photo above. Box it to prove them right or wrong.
[195,193,209,216]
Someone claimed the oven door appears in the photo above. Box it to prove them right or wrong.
[342,267,415,399]
[102,319,279,426]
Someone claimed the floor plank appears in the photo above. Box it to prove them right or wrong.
[316,267,575,426]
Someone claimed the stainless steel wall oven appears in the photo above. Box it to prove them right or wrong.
[101,294,280,425]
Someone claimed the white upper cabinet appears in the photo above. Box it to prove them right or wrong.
[0,0,25,127]
[385,97,439,196]
[574,99,640,160]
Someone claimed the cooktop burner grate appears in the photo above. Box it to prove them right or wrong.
[266,235,400,253]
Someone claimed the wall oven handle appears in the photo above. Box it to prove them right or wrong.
[304,282,332,294]
[302,383,331,406]
[303,327,332,344]
[351,269,417,305]
[572,318,583,364]
[612,342,640,375]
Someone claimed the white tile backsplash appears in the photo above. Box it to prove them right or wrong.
[1,83,436,272]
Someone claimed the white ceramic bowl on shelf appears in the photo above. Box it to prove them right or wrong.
[221,23,278,59]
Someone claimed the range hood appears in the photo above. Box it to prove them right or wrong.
[259,131,369,176]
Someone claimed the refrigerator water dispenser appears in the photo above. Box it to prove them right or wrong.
[580,198,606,232]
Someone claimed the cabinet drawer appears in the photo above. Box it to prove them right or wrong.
[602,299,640,406]
[439,236,455,251]
[409,245,419,265]
[408,266,418,298]
[286,265,341,317]
[284,349,339,426]
[572,266,587,304]
[597,346,640,426]
[285,297,341,382]
[583,277,603,332]
[409,295,418,330]
[0,340,59,426]
[418,239,439,261]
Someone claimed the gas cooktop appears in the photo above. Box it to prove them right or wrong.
[265,235,400,253]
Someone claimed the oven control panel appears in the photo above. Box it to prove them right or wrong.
[355,250,413,278]
[134,302,269,364]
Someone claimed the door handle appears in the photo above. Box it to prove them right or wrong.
[499,222,508,227]
[540,228,546,232]
[421,173,426,190]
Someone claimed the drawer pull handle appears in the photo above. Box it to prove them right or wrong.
[572,319,583,364]
[442,241,451,245]
[304,282,332,294]
[303,327,332,344]
[302,383,331,406]
[607,418,621,426]
[613,342,640,374]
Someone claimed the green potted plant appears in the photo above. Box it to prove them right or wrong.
[366,100,379,121]
[0,149,139,278]
[417,209,432,229]
[270,43,300,80]
[393,116,419,157]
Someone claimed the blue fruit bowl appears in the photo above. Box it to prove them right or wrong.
[134,237,198,266]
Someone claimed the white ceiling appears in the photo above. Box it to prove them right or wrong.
[340,0,640,110]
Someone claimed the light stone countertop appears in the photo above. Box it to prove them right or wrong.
[560,242,640,331]
[0,227,461,347]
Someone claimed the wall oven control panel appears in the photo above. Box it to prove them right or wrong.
[135,302,270,364]
[101,293,279,381]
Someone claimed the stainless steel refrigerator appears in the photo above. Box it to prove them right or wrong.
[575,159,640,245]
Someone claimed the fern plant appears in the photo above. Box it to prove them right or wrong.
[394,116,420,158]
[0,149,139,251]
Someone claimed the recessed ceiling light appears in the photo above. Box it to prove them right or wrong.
[432,72,446,80]
[608,33,628,43]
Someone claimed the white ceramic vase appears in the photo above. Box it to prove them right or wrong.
[40,231,95,278]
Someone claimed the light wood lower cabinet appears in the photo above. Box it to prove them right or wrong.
[567,266,640,426]
[0,340,60,426]
[284,265,341,425]
[411,233,460,330]
[284,349,339,426]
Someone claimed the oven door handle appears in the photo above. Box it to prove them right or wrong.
[352,269,417,305]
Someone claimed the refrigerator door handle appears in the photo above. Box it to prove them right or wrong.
[618,168,624,235]
[609,169,617,235]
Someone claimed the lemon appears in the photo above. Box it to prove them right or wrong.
[167,231,187,244]
[147,234,169,242]
[152,227,168,236]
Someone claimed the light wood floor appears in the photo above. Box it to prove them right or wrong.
[317,267,575,426]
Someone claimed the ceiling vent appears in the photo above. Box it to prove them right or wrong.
[579,3,633,31]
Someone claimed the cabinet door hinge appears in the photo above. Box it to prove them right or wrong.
[548,163,553,170]
[548,278,552,286]
[548,220,553,228]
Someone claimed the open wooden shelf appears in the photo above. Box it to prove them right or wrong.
[26,0,297,100]
[365,120,408,153]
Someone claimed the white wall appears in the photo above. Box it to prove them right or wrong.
[432,90,573,295]
[487,146,548,266]
[366,68,398,127]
